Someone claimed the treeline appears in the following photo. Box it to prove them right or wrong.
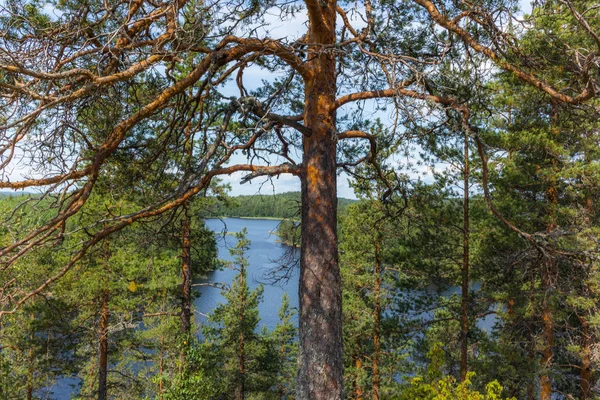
[206,192,355,219]
[1,0,600,398]
[0,190,221,399]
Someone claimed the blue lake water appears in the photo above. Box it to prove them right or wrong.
[43,217,495,398]
[196,218,299,330]
[45,218,297,399]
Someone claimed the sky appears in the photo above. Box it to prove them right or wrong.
[221,0,535,198]
[2,0,535,199]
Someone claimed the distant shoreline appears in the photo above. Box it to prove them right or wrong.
[207,216,286,221]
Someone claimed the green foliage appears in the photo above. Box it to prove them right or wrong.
[208,192,355,219]
[170,229,280,399]
[398,344,515,400]
[272,293,298,399]
[275,219,300,247]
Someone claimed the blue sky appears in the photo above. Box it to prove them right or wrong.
[1,0,534,199]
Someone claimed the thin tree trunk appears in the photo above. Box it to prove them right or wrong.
[236,332,245,400]
[26,327,33,400]
[372,234,382,400]
[180,199,192,336]
[460,129,470,382]
[539,266,554,400]
[159,333,164,399]
[526,374,535,400]
[236,264,246,400]
[278,337,286,400]
[89,355,95,395]
[540,123,557,400]
[297,0,342,398]
[98,234,110,400]
[580,316,593,399]
[159,290,166,400]
[354,356,363,400]
[580,182,594,399]
[98,289,109,400]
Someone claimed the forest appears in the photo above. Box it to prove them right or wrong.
[0,0,600,399]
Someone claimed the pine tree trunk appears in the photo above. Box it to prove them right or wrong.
[236,337,245,400]
[98,289,109,400]
[539,269,554,400]
[580,316,593,399]
[180,200,192,336]
[98,230,110,400]
[26,345,33,400]
[159,333,164,399]
[354,356,363,399]
[580,185,594,399]
[89,355,95,395]
[540,127,557,400]
[236,265,246,400]
[527,379,535,400]
[278,338,286,400]
[372,235,382,400]
[297,0,342,398]
[460,130,470,382]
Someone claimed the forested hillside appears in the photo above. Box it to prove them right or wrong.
[1,0,600,399]
[207,192,355,219]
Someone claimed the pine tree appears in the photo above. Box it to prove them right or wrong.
[202,228,277,399]
[272,293,298,399]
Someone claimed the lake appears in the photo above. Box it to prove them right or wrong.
[45,217,297,399]
[197,218,299,329]
[43,217,495,398]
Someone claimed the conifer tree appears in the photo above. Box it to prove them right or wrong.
[272,293,298,399]
[202,228,277,399]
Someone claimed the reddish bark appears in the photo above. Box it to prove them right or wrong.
[180,200,192,335]
[460,129,470,382]
[539,268,554,400]
[372,235,382,400]
[580,316,593,399]
[297,0,343,398]
[98,289,109,400]
[355,357,364,399]
[98,233,110,400]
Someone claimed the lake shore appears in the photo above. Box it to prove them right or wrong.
[208,215,286,221]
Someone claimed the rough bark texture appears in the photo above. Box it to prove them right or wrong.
[180,200,192,335]
[98,289,109,400]
[297,0,342,396]
[372,235,382,400]
[460,131,470,382]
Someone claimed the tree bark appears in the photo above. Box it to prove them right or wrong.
[297,0,342,399]
[180,200,192,336]
[26,340,33,400]
[372,234,382,400]
[580,174,594,399]
[98,289,109,400]
[236,331,245,400]
[460,129,470,382]
[580,316,593,399]
[159,333,164,400]
[98,233,110,400]
[354,356,363,400]
[539,267,554,400]
[236,263,246,400]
